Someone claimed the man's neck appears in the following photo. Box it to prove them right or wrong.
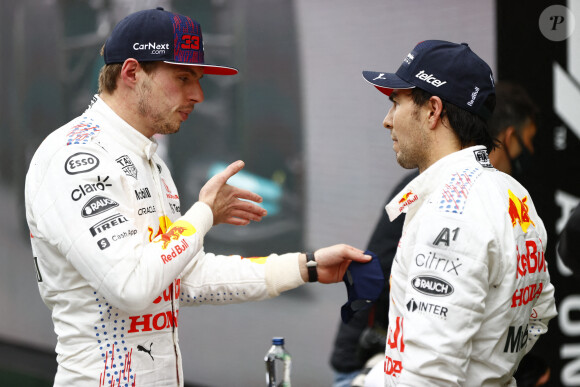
[100,92,153,138]
[419,124,463,173]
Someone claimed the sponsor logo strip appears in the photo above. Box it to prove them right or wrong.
[411,275,454,297]
[81,195,119,218]
[406,298,449,319]
[135,187,151,200]
[89,213,128,236]
[415,70,447,87]
[153,220,196,264]
[65,152,100,174]
[508,190,536,233]
[473,149,493,168]
[116,155,137,179]
[511,282,543,308]
[71,176,111,201]
[503,324,528,353]
[414,251,462,275]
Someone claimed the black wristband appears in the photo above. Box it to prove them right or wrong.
[306,252,318,282]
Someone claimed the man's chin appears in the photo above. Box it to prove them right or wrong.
[157,123,181,135]
[396,155,415,170]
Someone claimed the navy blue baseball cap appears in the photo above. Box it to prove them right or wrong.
[104,7,238,75]
[362,40,495,120]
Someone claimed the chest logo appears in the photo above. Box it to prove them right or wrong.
[411,275,454,297]
[116,155,137,179]
[81,195,119,217]
[65,152,100,175]
[398,190,418,212]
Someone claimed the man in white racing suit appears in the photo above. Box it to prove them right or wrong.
[25,8,371,386]
[360,40,557,386]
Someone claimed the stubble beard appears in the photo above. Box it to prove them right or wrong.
[396,151,416,170]
[137,79,181,135]
[395,108,428,170]
[395,143,423,170]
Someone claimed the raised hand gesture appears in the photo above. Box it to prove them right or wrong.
[199,160,267,226]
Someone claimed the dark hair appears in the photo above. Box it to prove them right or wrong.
[97,44,159,94]
[487,82,538,139]
[411,88,498,152]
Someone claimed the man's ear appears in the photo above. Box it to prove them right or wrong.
[427,95,444,129]
[502,126,517,155]
[120,58,140,88]
[503,126,516,144]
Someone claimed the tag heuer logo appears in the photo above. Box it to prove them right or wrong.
[116,155,137,179]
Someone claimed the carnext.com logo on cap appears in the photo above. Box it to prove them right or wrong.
[133,42,169,55]
[415,70,447,87]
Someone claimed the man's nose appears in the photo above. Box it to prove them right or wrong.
[383,107,394,130]
[190,81,204,103]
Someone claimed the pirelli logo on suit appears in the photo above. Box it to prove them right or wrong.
[89,213,128,236]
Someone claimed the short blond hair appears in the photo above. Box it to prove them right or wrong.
[97,44,159,94]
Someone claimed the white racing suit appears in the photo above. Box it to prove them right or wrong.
[376,146,557,386]
[25,96,304,386]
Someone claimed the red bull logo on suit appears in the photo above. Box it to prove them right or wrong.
[152,220,196,264]
[508,190,535,233]
[398,191,418,212]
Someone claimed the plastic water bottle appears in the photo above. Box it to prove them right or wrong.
[264,337,292,387]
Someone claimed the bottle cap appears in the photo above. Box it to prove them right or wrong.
[272,337,285,345]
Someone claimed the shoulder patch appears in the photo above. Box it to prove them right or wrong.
[66,117,101,146]
[438,167,482,214]
[473,149,493,168]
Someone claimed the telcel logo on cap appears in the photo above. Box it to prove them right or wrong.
[415,70,447,87]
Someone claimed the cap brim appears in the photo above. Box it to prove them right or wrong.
[362,70,414,96]
[164,61,238,75]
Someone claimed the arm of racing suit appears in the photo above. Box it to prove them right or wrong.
[178,251,305,306]
[525,258,557,353]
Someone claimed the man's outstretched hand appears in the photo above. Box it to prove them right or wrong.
[300,244,372,284]
[199,160,267,226]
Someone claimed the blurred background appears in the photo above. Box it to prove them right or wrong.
[0,0,579,386]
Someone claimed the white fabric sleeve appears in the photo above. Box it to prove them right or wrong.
[178,252,304,307]
[265,252,305,296]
